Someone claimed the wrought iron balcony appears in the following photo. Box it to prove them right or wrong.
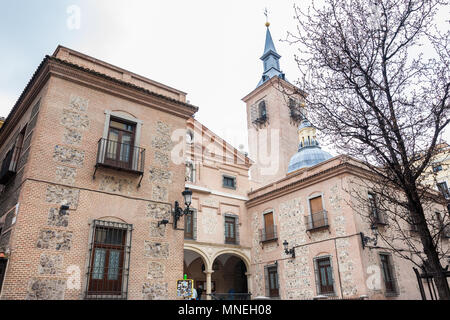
[252,114,268,126]
[0,146,20,185]
[370,207,387,225]
[259,225,278,243]
[94,139,145,185]
[305,211,329,231]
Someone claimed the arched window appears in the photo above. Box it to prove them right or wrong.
[258,100,267,119]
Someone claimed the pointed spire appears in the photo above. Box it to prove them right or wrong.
[257,22,286,88]
[263,27,278,57]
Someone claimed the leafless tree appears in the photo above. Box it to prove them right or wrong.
[285,0,450,299]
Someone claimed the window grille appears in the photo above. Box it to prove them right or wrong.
[84,220,133,300]
[223,176,236,189]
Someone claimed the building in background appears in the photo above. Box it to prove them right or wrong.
[183,118,253,300]
[422,142,450,212]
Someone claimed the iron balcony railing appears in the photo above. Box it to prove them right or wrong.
[305,211,329,231]
[370,207,387,225]
[0,145,20,185]
[252,114,268,125]
[259,225,278,242]
[96,138,145,174]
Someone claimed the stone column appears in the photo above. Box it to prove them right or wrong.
[245,272,252,299]
[204,270,214,300]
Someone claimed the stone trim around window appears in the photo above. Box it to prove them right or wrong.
[222,175,237,190]
[100,110,143,170]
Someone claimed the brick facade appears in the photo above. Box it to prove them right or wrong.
[0,46,197,300]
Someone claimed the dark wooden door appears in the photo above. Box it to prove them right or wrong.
[317,257,334,294]
[268,267,279,297]
[225,217,236,244]
[88,227,126,296]
[105,119,135,170]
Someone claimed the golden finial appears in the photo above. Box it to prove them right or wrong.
[264,8,270,27]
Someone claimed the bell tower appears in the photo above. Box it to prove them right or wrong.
[243,21,305,187]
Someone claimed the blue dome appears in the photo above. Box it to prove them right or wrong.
[287,145,333,173]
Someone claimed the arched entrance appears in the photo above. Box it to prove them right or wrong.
[209,253,250,300]
[183,246,251,300]
[183,249,208,299]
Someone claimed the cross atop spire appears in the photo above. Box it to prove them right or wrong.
[257,18,286,88]
[264,8,270,27]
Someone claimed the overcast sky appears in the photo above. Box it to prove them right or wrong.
[0,0,448,154]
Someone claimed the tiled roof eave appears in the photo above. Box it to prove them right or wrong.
[245,161,366,208]
[47,56,198,113]
[0,56,50,140]
[0,55,199,144]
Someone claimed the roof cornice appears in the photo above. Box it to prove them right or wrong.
[0,57,51,146]
[246,161,360,208]
[46,56,198,118]
[0,56,199,145]
[53,45,188,96]
[242,76,305,103]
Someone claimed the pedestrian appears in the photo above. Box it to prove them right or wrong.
[197,288,203,300]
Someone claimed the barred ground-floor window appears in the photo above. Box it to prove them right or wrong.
[85,220,132,300]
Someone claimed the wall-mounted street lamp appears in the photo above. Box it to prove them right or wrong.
[173,187,193,229]
[283,240,295,258]
[360,224,379,249]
